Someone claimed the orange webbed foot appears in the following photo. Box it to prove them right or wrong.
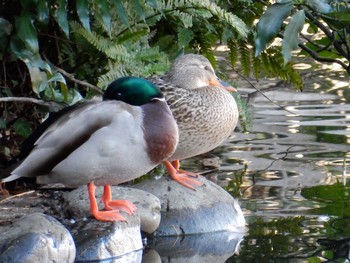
[100,185,137,215]
[164,160,204,190]
[91,210,127,222]
[88,182,137,222]
[103,199,137,215]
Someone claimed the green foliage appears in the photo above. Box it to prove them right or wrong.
[1,0,249,100]
[282,10,305,64]
[254,0,350,75]
[0,0,251,160]
[255,2,293,56]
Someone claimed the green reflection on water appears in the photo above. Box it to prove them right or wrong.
[301,125,348,144]
[301,183,350,217]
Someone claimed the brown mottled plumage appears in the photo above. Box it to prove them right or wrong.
[149,54,239,189]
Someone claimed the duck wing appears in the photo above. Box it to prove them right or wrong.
[4,100,132,181]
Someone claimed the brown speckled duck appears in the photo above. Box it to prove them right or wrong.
[2,77,179,221]
[149,54,239,189]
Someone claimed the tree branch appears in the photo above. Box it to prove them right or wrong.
[54,67,103,95]
[0,97,67,112]
[300,33,330,51]
[298,42,348,70]
[304,10,348,59]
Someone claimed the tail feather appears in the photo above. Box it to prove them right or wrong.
[2,174,21,183]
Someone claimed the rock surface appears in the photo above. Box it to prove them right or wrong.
[63,185,161,234]
[134,176,247,236]
[0,188,146,262]
[70,215,142,261]
[0,175,247,262]
[0,213,76,263]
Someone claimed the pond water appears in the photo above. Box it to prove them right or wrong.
[162,62,350,262]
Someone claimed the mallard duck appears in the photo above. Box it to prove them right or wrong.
[2,77,179,222]
[149,54,239,190]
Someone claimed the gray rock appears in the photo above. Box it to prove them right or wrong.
[134,176,247,236]
[70,215,143,261]
[63,186,161,233]
[0,213,76,263]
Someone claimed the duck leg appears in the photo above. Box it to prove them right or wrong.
[164,160,203,190]
[100,185,137,215]
[88,182,127,222]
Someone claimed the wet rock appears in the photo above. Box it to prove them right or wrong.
[70,215,143,261]
[63,186,161,233]
[0,213,75,263]
[134,176,247,236]
[200,156,221,169]
[142,249,161,263]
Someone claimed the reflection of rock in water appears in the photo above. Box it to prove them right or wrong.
[143,231,244,263]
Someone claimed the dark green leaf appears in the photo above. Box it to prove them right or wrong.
[54,0,69,37]
[318,50,343,59]
[16,11,39,53]
[14,119,32,138]
[37,1,49,23]
[112,0,129,26]
[0,18,12,36]
[20,0,38,9]
[97,0,111,32]
[282,10,305,63]
[323,11,350,29]
[0,118,6,129]
[255,2,293,56]
[77,0,91,31]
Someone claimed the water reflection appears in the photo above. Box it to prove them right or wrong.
[217,64,350,261]
[193,63,350,261]
[143,231,245,263]
[137,60,350,261]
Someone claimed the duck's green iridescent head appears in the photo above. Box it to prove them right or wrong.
[103,76,164,106]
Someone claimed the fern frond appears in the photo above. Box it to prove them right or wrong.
[196,33,217,68]
[239,40,251,76]
[105,44,129,60]
[252,55,260,79]
[97,63,128,89]
[178,28,195,49]
[260,49,302,89]
[228,39,238,67]
[189,0,249,38]
[71,21,110,51]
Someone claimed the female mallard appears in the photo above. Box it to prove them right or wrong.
[149,54,239,190]
[2,77,179,222]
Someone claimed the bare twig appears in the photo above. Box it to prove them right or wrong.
[300,33,330,51]
[54,67,103,95]
[225,62,296,115]
[305,10,349,59]
[0,97,67,111]
[298,42,348,70]
[0,190,35,204]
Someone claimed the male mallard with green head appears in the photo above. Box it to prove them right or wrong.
[2,77,179,222]
[149,54,239,190]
